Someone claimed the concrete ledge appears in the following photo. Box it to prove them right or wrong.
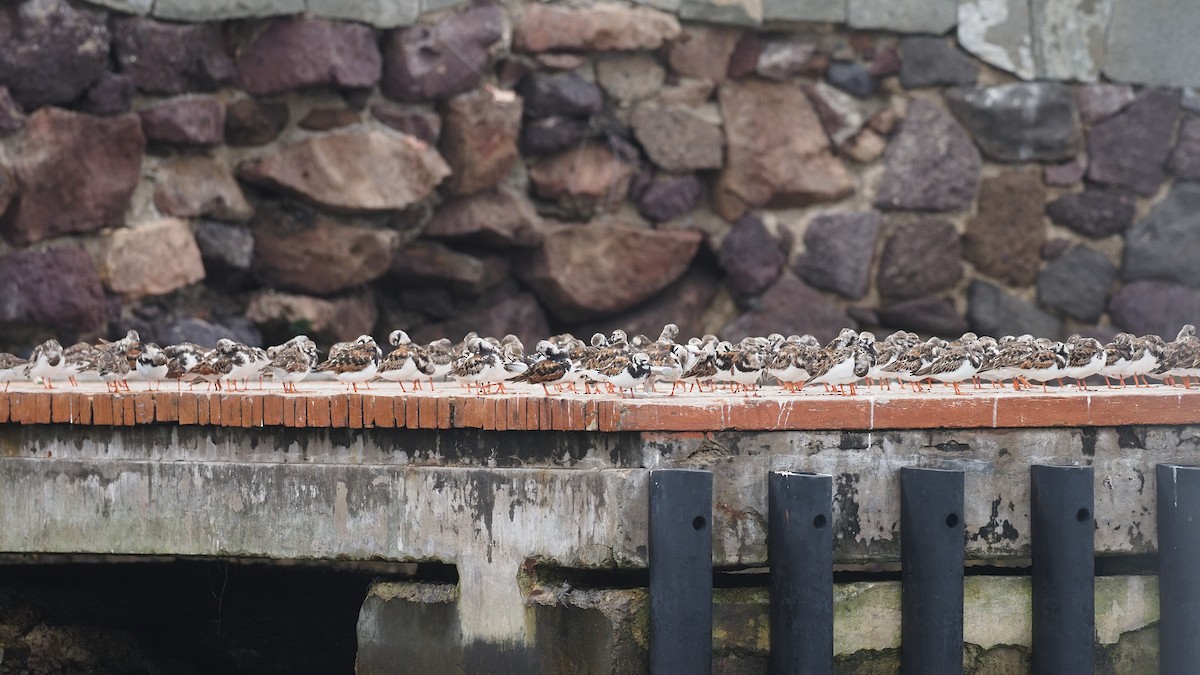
[2,383,1199,432]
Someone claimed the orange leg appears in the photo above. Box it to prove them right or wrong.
[953,382,965,396]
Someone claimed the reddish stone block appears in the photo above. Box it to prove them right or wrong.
[154,392,178,422]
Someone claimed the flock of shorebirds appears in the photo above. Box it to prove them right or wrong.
[0,324,1198,397]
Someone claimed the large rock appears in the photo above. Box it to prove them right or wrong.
[224,98,288,147]
[1037,245,1116,323]
[387,240,493,292]
[1076,84,1135,124]
[722,273,851,345]
[666,24,739,82]
[636,173,702,223]
[253,208,398,296]
[715,79,853,221]
[111,17,234,95]
[79,71,134,117]
[423,187,543,247]
[194,220,254,272]
[236,18,381,95]
[0,0,110,109]
[899,37,977,88]
[381,5,503,102]
[1087,88,1180,196]
[1109,281,1200,338]
[2,108,144,245]
[439,87,522,196]
[137,95,224,146]
[795,211,882,300]
[153,156,253,222]
[1045,189,1135,239]
[877,217,963,300]
[246,289,378,346]
[963,171,1046,286]
[571,266,720,343]
[238,130,450,212]
[848,0,956,34]
[1122,182,1200,288]
[1168,116,1200,181]
[876,297,969,336]
[944,83,1081,163]
[518,224,702,321]
[101,218,206,299]
[514,3,681,53]
[0,246,106,334]
[528,143,634,219]
[1103,0,1200,88]
[517,72,603,119]
[718,213,786,296]
[596,53,666,103]
[874,98,980,212]
[631,103,724,172]
[968,281,1062,340]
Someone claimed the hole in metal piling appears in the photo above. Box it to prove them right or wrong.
[946,513,959,528]
[813,514,827,529]
[692,516,706,531]
[1077,508,1090,523]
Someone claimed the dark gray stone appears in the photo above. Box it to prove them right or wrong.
[1087,88,1180,196]
[1122,182,1200,288]
[1075,84,1135,124]
[517,72,603,119]
[722,273,851,345]
[0,246,106,334]
[876,296,968,336]
[795,211,881,299]
[1168,115,1200,180]
[1042,156,1086,187]
[79,72,135,117]
[1109,280,1200,338]
[194,220,254,271]
[1045,189,1135,239]
[111,17,234,95]
[899,37,977,89]
[518,116,592,156]
[944,83,1082,163]
[968,280,1062,340]
[962,170,1045,287]
[0,0,110,109]
[877,217,963,300]
[1041,238,1071,260]
[1036,245,1116,323]
[137,95,224,146]
[370,104,441,144]
[224,98,288,147]
[381,5,503,102]
[718,213,786,296]
[637,173,702,223]
[158,316,261,349]
[875,98,981,212]
[825,61,877,99]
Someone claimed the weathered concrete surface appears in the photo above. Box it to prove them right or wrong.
[359,576,1159,673]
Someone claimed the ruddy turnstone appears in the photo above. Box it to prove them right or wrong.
[101,329,143,368]
[453,337,508,394]
[596,351,651,398]
[1154,325,1200,388]
[424,338,456,386]
[643,324,688,394]
[809,332,876,396]
[25,339,67,389]
[163,342,207,390]
[95,346,131,393]
[510,341,573,395]
[379,330,434,391]
[767,334,820,392]
[264,343,314,393]
[1129,335,1165,388]
[1016,339,1069,392]
[315,335,381,392]
[0,352,28,391]
[679,339,718,393]
[913,339,982,395]
[62,341,99,387]
[136,343,169,390]
[722,337,768,395]
[1061,335,1105,389]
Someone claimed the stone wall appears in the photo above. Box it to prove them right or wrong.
[1,0,1198,352]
